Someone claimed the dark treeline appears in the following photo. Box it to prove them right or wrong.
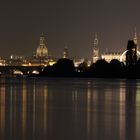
[39,40,140,78]
[39,58,140,78]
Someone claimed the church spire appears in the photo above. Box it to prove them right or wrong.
[63,44,68,58]
[92,33,99,63]
[133,27,138,45]
[94,33,98,48]
[36,33,48,57]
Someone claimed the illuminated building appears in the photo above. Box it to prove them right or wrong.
[101,52,122,62]
[36,34,48,58]
[31,34,50,66]
[73,58,91,67]
[74,58,85,67]
[0,57,6,66]
[7,54,25,66]
[101,29,139,63]
[63,47,68,58]
[92,34,99,63]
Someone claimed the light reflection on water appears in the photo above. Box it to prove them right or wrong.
[0,78,140,140]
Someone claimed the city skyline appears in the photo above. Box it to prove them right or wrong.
[0,0,140,59]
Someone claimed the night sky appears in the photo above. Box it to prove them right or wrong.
[0,0,140,59]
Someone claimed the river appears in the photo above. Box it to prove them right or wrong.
[0,77,140,140]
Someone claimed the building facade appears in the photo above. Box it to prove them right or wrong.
[101,52,122,62]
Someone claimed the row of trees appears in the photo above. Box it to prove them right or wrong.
[39,58,140,78]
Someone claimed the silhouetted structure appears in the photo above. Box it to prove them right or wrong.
[92,34,99,63]
[126,40,137,66]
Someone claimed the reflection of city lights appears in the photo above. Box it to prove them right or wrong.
[0,83,5,135]
[22,80,27,136]
[119,81,126,140]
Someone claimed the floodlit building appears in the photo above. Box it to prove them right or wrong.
[36,34,48,58]
[73,58,85,67]
[101,52,122,62]
[31,34,50,66]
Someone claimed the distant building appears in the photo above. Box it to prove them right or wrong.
[31,34,49,66]
[7,54,25,66]
[73,58,85,67]
[101,52,122,62]
[36,34,48,58]
[63,47,69,59]
[92,34,99,63]
[0,57,6,66]
[73,58,91,67]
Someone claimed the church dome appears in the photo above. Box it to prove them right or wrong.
[36,35,48,57]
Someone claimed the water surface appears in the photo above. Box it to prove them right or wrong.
[0,77,140,140]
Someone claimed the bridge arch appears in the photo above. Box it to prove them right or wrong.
[13,70,23,75]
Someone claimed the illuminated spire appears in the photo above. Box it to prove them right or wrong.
[39,33,45,45]
[36,33,48,57]
[133,27,138,45]
[92,33,99,63]
[94,33,98,47]
[63,44,68,58]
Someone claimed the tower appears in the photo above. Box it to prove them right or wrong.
[133,28,139,50]
[36,33,48,58]
[92,34,99,63]
[63,46,68,59]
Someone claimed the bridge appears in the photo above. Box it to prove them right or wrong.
[0,66,43,76]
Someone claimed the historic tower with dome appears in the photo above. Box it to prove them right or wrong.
[36,34,48,58]
[31,34,49,66]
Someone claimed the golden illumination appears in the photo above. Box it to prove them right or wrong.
[48,61,56,66]
[36,35,48,57]
[22,80,27,137]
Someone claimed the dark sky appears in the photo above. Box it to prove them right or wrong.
[0,0,140,59]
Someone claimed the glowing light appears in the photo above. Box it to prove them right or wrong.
[120,50,128,62]
[49,61,56,66]
[32,70,39,74]
[13,70,23,75]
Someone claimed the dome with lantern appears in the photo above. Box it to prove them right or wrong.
[36,34,48,58]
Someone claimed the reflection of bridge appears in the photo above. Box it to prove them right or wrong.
[120,50,140,62]
[0,66,42,75]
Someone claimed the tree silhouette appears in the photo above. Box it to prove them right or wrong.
[89,59,109,77]
[109,59,123,77]
[53,58,75,76]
